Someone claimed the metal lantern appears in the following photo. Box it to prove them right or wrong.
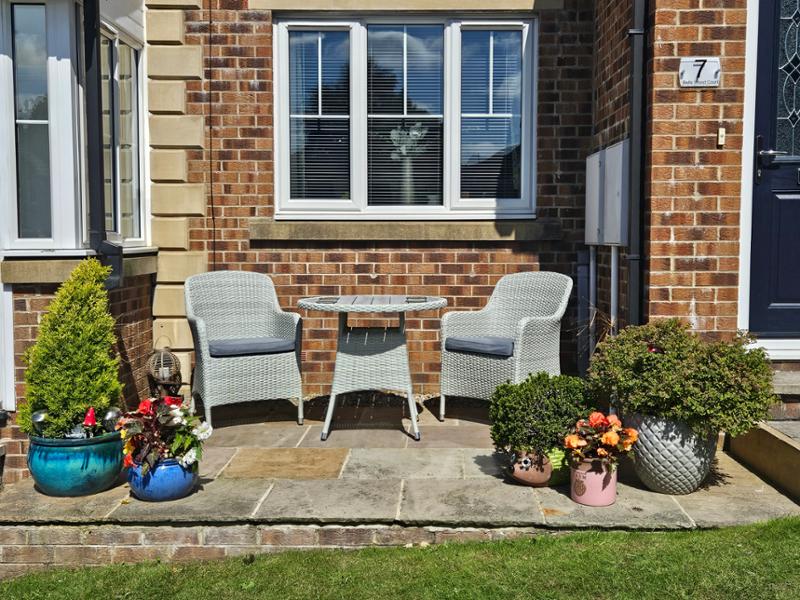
[147,347,182,396]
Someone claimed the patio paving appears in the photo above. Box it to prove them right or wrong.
[0,396,798,530]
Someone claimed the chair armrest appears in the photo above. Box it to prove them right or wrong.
[514,316,563,378]
[441,308,496,339]
[269,310,301,341]
[186,315,210,359]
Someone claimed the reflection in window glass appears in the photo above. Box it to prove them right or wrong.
[367,25,444,206]
[461,29,522,199]
[11,4,51,238]
[289,30,350,200]
[118,43,140,239]
[100,35,116,232]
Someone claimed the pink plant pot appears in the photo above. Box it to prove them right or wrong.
[570,459,617,507]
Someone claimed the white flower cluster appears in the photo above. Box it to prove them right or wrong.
[167,406,187,427]
[192,421,213,441]
[179,448,197,467]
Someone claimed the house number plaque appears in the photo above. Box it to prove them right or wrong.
[679,57,721,88]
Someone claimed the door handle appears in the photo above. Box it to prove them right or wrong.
[758,149,788,158]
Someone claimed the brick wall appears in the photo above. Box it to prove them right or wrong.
[11,274,155,409]
[645,0,746,338]
[181,1,594,394]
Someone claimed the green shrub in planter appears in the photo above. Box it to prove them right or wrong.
[490,373,589,485]
[588,318,776,494]
[18,259,123,438]
[588,318,775,437]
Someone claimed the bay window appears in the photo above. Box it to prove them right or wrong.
[0,0,145,251]
[274,17,536,219]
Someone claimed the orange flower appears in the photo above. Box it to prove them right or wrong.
[588,411,609,429]
[564,434,587,449]
[597,447,609,457]
[123,454,134,468]
[623,428,638,443]
[607,414,622,429]
[601,430,620,446]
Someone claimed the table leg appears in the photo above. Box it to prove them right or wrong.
[321,393,337,441]
[407,383,420,441]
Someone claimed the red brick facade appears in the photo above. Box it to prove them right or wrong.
[645,0,746,338]
[183,1,594,396]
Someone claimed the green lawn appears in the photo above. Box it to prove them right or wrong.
[3,518,800,600]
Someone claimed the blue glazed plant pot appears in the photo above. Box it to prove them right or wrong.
[128,459,198,502]
[28,432,124,497]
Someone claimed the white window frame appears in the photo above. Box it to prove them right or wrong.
[97,23,146,247]
[273,16,537,220]
[0,0,83,250]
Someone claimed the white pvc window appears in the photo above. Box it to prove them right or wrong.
[274,17,537,220]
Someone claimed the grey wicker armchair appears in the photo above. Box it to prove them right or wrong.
[439,271,573,421]
[185,271,303,426]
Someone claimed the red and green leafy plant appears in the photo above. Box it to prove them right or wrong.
[118,397,212,475]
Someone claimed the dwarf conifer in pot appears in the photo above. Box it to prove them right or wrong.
[18,259,125,496]
[490,372,588,486]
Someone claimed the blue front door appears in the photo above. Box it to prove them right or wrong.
[750,1,800,336]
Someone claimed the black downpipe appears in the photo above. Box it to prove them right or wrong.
[627,0,648,325]
[82,0,123,288]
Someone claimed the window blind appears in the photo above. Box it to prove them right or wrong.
[461,29,522,200]
[367,25,444,206]
[289,30,350,200]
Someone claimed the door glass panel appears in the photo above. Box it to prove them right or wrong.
[118,43,140,239]
[11,4,52,238]
[100,35,117,232]
[777,1,800,155]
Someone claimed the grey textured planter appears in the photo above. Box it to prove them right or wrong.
[626,414,717,495]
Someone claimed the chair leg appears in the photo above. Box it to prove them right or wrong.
[439,394,445,422]
[321,394,337,441]
[297,396,304,426]
[204,404,213,427]
[407,385,420,441]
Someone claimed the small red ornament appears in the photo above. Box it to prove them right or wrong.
[137,399,154,415]
[164,396,183,408]
[83,407,97,427]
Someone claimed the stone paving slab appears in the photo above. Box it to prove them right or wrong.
[220,448,348,480]
[674,453,800,527]
[770,420,800,441]
[463,449,506,479]
[300,426,410,448]
[108,478,271,522]
[399,479,541,526]
[0,479,129,523]
[341,449,463,479]
[199,447,237,479]
[255,479,402,523]
[206,423,307,448]
[536,484,693,529]
[414,426,494,448]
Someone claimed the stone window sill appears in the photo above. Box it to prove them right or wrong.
[0,249,159,284]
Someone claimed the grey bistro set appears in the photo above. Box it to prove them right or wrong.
[185,270,573,441]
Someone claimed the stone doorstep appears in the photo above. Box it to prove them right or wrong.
[729,423,800,502]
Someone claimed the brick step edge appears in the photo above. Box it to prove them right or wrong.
[1,467,30,485]
[0,523,558,580]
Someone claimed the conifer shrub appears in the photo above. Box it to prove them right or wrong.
[18,259,122,437]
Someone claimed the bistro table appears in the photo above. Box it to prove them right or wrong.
[297,294,448,441]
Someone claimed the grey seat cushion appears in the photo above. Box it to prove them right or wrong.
[208,337,295,358]
[444,336,514,358]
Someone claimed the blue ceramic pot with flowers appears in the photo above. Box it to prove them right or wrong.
[127,458,198,502]
[28,431,124,497]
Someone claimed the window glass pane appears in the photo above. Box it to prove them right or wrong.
[289,31,319,115]
[461,30,490,114]
[321,31,349,115]
[289,30,350,200]
[492,30,522,114]
[11,4,51,238]
[100,35,116,232]
[290,119,350,199]
[461,29,523,200]
[461,117,521,199]
[118,43,140,239]
[368,118,443,205]
[12,4,48,120]
[367,25,404,114]
[16,123,52,238]
[406,25,443,115]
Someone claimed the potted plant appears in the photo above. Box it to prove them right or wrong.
[564,411,638,506]
[589,319,776,495]
[490,372,588,487]
[18,259,125,497]
[118,396,212,502]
